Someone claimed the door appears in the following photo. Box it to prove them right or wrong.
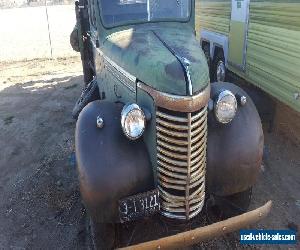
[228,0,250,70]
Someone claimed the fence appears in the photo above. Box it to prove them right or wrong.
[0,4,78,62]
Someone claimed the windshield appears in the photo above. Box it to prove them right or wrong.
[99,0,191,27]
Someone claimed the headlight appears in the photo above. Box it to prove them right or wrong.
[214,90,237,124]
[121,103,146,140]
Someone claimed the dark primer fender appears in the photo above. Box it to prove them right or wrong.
[206,82,264,196]
[76,101,154,223]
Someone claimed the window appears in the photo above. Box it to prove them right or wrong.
[99,0,191,27]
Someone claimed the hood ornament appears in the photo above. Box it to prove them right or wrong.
[181,57,192,96]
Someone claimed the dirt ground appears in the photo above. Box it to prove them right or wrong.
[0,57,299,249]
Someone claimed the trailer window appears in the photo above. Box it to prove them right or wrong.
[99,0,191,27]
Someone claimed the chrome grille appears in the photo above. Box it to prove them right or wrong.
[156,106,207,220]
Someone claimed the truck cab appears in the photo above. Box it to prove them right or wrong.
[71,0,271,248]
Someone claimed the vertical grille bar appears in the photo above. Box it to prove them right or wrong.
[185,113,192,220]
[156,106,207,220]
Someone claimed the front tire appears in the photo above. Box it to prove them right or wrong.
[202,43,211,69]
[207,188,253,221]
[220,188,252,218]
[211,51,226,82]
[72,79,100,119]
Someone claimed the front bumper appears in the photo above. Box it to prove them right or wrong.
[118,201,272,250]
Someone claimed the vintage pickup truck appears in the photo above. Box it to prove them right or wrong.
[70,0,271,248]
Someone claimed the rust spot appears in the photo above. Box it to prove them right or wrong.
[139,47,151,56]
[134,54,140,65]
[134,48,151,65]
[165,61,185,80]
[133,37,147,44]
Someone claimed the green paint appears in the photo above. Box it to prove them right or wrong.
[228,21,245,66]
[103,23,209,96]
[137,88,158,182]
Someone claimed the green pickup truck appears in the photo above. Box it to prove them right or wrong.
[70,0,272,248]
[197,0,300,113]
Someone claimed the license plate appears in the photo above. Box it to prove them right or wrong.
[119,189,160,223]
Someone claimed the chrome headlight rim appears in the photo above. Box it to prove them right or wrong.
[214,90,237,124]
[121,103,146,140]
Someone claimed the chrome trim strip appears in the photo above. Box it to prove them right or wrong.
[95,47,136,93]
[138,82,210,112]
[185,112,192,219]
[182,58,193,96]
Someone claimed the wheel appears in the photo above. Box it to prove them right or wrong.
[220,188,252,218]
[72,79,100,119]
[207,188,253,221]
[89,218,116,250]
[202,43,211,68]
[211,51,226,82]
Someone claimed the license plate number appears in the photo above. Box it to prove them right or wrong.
[119,189,160,223]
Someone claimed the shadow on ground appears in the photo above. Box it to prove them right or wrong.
[0,74,90,249]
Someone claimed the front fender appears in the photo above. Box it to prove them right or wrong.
[207,82,264,196]
[75,101,154,223]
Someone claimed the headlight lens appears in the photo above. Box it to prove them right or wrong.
[121,103,146,140]
[214,90,237,124]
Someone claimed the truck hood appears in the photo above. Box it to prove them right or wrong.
[102,25,209,96]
